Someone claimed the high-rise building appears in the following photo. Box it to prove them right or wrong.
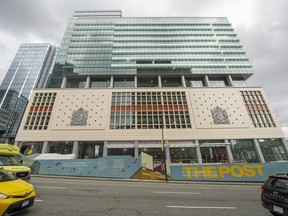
[0,43,56,142]
[16,11,287,166]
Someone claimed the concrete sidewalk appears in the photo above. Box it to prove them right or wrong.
[31,174,264,186]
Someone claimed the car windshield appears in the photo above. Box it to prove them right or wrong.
[0,155,21,166]
[0,170,16,182]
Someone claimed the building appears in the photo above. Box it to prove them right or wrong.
[0,43,56,143]
[16,11,288,166]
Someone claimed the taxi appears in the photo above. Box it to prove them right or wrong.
[0,169,35,215]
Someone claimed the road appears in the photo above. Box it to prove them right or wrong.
[18,176,271,216]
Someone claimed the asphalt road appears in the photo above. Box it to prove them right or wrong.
[18,176,272,216]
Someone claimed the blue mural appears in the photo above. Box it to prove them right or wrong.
[27,156,142,179]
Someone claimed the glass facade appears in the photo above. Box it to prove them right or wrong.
[78,142,104,159]
[170,147,198,163]
[230,139,260,163]
[0,44,56,141]
[47,11,252,89]
[258,139,288,162]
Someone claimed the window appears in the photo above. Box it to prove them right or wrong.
[110,91,191,129]
[91,77,110,88]
[78,142,104,159]
[114,77,135,88]
[170,147,198,163]
[258,139,288,162]
[24,92,56,130]
[67,78,86,88]
[137,77,158,87]
[161,77,182,87]
[185,77,205,87]
[200,147,228,163]
[209,77,228,87]
[241,91,276,128]
[230,139,260,163]
[49,141,73,154]
[107,148,134,157]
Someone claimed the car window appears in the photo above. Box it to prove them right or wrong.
[0,171,16,182]
[0,155,21,166]
[271,178,288,189]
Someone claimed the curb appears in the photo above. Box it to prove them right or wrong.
[31,174,263,186]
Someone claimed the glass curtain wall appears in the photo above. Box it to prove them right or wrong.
[49,141,74,154]
[78,142,104,159]
[169,147,198,163]
[258,139,288,162]
[230,139,260,163]
[107,148,134,157]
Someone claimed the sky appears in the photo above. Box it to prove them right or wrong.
[0,0,287,138]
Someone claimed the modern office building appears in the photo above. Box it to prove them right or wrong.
[16,11,287,166]
[0,43,56,143]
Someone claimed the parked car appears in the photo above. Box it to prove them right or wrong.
[0,144,31,181]
[0,169,35,216]
[261,173,288,216]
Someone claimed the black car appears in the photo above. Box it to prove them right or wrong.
[261,173,288,216]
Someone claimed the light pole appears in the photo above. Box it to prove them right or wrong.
[161,127,168,182]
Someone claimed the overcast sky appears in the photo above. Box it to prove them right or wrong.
[0,0,287,137]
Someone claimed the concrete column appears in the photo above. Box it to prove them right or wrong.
[165,140,171,175]
[181,75,186,87]
[165,140,170,164]
[72,141,79,158]
[61,76,68,89]
[134,76,137,88]
[85,76,91,88]
[204,75,210,87]
[110,76,114,88]
[103,141,108,156]
[225,140,234,163]
[158,75,162,87]
[282,138,288,156]
[41,141,50,154]
[135,141,139,158]
[227,75,234,87]
[254,139,265,163]
[195,140,203,164]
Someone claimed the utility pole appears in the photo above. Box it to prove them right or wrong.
[161,128,168,182]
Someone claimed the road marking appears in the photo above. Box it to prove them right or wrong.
[167,206,236,210]
[35,199,44,202]
[153,191,201,195]
[34,186,67,190]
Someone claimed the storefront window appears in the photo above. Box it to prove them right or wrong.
[49,141,73,154]
[78,142,103,159]
[258,139,288,162]
[200,147,228,163]
[21,142,43,155]
[230,139,260,163]
[138,147,163,162]
[107,148,134,157]
[170,147,198,163]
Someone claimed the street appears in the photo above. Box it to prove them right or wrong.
[19,176,271,216]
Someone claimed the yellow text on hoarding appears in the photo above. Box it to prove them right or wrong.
[182,164,264,179]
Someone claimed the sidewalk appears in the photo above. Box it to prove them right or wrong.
[31,174,264,186]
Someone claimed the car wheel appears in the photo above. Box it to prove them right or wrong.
[269,210,281,216]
